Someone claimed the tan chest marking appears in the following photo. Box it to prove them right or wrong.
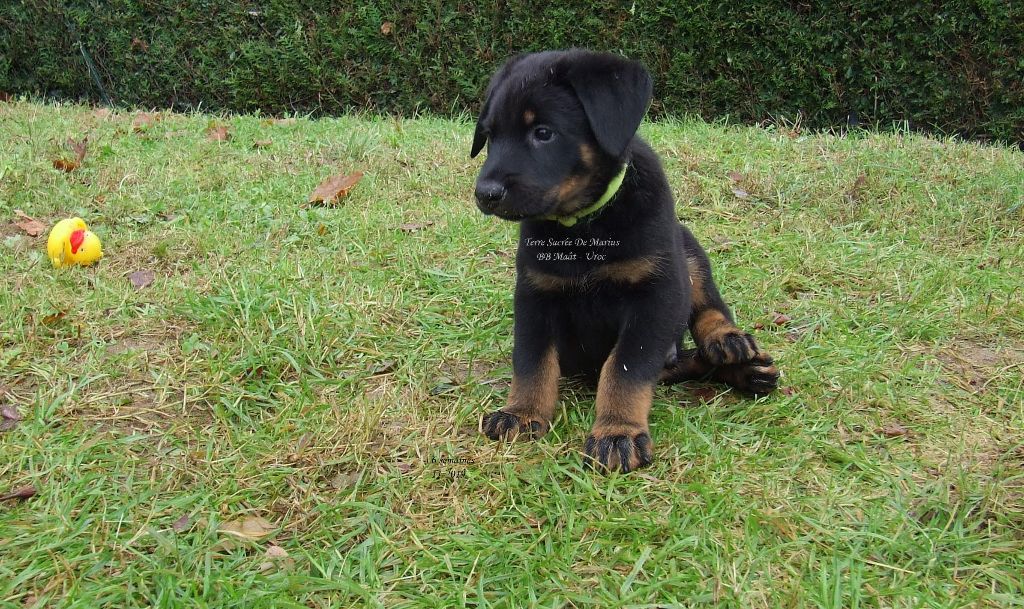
[524,256,664,292]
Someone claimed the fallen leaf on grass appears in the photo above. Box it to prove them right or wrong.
[53,158,78,172]
[253,139,272,148]
[780,386,795,397]
[132,112,159,132]
[399,221,434,233]
[1,404,22,432]
[369,360,396,375]
[380,21,394,35]
[206,124,230,142]
[218,516,275,541]
[53,137,88,172]
[259,545,294,573]
[41,311,66,326]
[0,485,36,502]
[128,269,155,289]
[731,187,750,200]
[308,171,363,206]
[68,137,88,162]
[844,173,867,204]
[292,432,313,460]
[771,312,792,326]
[878,423,911,438]
[13,210,46,237]
[172,514,190,532]
[330,471,361,489]
[727,171,744,182]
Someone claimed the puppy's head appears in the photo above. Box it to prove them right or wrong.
[470,50,653,221]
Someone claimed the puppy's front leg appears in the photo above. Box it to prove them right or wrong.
[585,320,673,473]
[482,290,560,441]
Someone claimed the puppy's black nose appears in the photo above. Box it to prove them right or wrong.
[474,180,507,209]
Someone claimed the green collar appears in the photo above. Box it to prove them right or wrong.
[541,164,627,227]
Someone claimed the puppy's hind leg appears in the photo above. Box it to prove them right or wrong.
[679,226,779,395]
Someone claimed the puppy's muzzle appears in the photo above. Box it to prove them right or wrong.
[474,179,507,213]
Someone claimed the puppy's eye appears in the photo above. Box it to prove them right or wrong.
[532,127,554,142]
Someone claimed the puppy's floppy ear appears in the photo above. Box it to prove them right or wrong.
[564,52,653,158]
[470,105,490,158]
[471,54,526,158]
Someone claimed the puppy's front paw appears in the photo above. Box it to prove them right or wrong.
[700,329,760,366]
[481,409,550,441]
[716,352,780,396]
[583,424,653,473]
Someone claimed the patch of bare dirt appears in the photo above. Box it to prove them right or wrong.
[935,338,1024,394]
[73,375,213,436]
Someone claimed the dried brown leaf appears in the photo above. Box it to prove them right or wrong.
[132,112,159,132]
[13,210,46,237]
[0,404,21,432]
[128,270,155,289]
[0,485,36,502]
[727,171,744,182]
[259,545,294,572]
[41,311,66,325]
[206,124,230,142]
[265,545,289,559]
[218,516,275,541]
[731,187,750,200]
[330,471,360,489]
[292,432,313,459]
[844,173,868,203]
[380,21,393,35]
[308,171,363,206]
[53,158,80,172]
[771,312,792,326]
[68,137,88,163]
[878,423,911,438]
[172,514,190,532]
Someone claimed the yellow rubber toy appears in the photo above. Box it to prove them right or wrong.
[47,217,103,267]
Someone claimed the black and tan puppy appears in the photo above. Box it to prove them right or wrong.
[472,50,779,473]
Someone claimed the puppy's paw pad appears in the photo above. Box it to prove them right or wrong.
[700,330,760,366]
[583,430,653,473]
[481,410,549,441]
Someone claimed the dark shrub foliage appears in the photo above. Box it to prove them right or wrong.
[2,1,1021,141]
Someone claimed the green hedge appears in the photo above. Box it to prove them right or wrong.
[2,1,1022,142]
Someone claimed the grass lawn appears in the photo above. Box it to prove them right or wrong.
[1,100,1023,608]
